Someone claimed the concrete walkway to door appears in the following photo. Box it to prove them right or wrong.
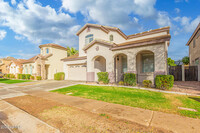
[27,90,200,133]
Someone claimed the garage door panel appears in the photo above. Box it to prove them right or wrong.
[68,64,86,81]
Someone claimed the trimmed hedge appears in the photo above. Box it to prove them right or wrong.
[97,72,110,84]
[25,74,31,80]
[17,74,22,79]
[155,75,174,90]
[30,76,35,80]
[143,80,152,88]
[36,76,42,80]
[54,72,65,80]
[124,73,136,86]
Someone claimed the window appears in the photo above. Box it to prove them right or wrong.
[142,54,154,73]
[193,39,196,48]
[46,48,49,54]
[110,35,113,41]
[195,58,199,65]
[85,34,93,45]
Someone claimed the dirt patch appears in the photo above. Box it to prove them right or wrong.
[5,95,171,133]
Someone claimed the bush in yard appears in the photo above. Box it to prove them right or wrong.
[6,74,10,79]
[143,80,152,88]
[155,75,174,90]
[118,81,124,85]
[25,74,31,80]
[124,73,136,86]
[54,72,65,80]
[97,72,110,84]
[36,76,42,80]
[21,74,26,80]
[10,74,15,79]
[30,76,35,80]
[17,74,22,79]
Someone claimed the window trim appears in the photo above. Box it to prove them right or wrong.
[110,35,114,41]
[85,34,93,45]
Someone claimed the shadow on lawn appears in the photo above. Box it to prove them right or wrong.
[0,79,10,81]
[189,97,200,102]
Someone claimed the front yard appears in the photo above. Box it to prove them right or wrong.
[51,84,200,119]
[0,79,31,84]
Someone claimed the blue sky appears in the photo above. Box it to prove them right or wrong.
[0,0,199,60]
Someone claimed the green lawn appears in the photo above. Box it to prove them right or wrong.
[0,79,31,84]
[51,84,200,119]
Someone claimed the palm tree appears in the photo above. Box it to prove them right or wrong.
[67,46,79,57]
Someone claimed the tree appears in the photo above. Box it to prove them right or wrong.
[67,46,78,57]
[182,56,189,65]
[167,58,177,66]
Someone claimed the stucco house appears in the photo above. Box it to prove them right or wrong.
[9,59,26,75]
[186,23,200,65]
[62,23,171,83]
[22,43,68,79]
[0,57,16,74]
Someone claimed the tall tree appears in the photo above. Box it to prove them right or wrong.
[67,46,78,57]
[167,58,177,66]
[182,56,189,65]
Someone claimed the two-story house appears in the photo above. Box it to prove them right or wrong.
[22,43,68,79]
[9,59,26,75]
[62,23,171,83]
[186,23,200,65]
[0,57,16,74]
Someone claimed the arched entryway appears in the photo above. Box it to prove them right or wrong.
[114,53,127,83]
[93,56,106,81]
[136,50,155,83]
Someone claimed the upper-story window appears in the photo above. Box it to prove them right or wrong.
[46,48,49,54]
[193,39,196,48]
[85,34,93,45]
[110,35,113,41]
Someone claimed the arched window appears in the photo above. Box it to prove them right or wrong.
[46,48,49,54]
[109,35,113,41]
[85,34,93,45]
[142,53,154,73]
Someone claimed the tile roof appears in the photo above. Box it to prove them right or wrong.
[61,53,87,61]
[186,23,200,46]
[39,43,68,50]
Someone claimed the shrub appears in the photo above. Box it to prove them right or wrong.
[97,72,110,84]
[143,80,152,88]
[6,74,10,79]
[155,75,174,90]
[54,72,65,80]
[124,73,136,86]
[36,76,42,80]
[10,74,15,79]
[30,76,35,80]
[118,81,124,85]
[21,74,26,80]
[25,74,31,80]
[17,74,22,79]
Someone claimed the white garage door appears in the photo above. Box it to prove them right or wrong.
[68,64,87,81]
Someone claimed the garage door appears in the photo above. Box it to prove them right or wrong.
[68,64,86,81]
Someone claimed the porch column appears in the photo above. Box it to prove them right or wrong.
[41,60,46,80]
[108,57,115,83]
[127,53,136,73]
[86,57,95,82]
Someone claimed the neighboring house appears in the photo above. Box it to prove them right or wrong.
[0,57,16,74]
[62,23,171,83]
[22,44,68,79]
[186,23,200,65]
[9,59,26,75]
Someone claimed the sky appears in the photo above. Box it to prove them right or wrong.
[0,0,199,60]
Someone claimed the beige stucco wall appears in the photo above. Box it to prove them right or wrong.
[86,42,167,83]
[44,47,67,79]
[0,59,11,74]
[189,30,200,65]
[9,63,20,75]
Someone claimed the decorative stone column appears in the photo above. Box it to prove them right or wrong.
[40,60,46,80]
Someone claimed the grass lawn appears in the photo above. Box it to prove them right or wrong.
[51,84,200,119]
[0,79,31,84]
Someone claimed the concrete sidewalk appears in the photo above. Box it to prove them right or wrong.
[0,100,60,133]
[27,91,200,133]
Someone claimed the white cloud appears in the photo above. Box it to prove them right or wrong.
[0,30,7,40]
[11,0,16,5]
[62,0,156,30]
[15,35,25,40]
[0,0,80,46]
[173,16,200,33]
[156,11,172,27]
[175,8,180,13]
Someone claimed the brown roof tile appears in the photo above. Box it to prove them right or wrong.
[39,43,68,50]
